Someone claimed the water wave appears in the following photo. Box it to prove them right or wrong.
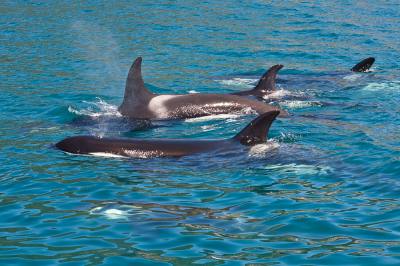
[263,163,333,176]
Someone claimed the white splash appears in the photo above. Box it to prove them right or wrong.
[189,90,199,94]
[68,98,121,118]
[200,125,217,131]
[248,141,280,158]
[216,78,256,88]
[262,89,292,100]
[279,132,300,142]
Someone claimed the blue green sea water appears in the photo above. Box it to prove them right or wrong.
[1,1,400,265]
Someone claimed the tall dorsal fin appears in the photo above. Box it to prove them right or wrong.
[231,65,283,98]
[351,57,375,72]
[233,111,280,146]
[122,57,153,104]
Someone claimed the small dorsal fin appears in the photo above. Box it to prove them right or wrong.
[253,64,284,93]
[233,111,280,146]
[231,65,283,98]
[351,57,375,72]
[122,57,153,104]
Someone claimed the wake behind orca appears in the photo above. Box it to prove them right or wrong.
[56,111,280,158]
[118,57,287,120]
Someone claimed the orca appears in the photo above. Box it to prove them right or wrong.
[231,64,284,99]
[117,57,287,120]
[225,57,376,88]
[56,111,280,158]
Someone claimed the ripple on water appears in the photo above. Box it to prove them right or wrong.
[2,1,400,265]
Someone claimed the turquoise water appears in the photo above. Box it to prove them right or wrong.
[1,1,400,265]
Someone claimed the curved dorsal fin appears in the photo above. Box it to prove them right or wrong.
[233,111,280,146]
[253,64,284,93]
[231,64,283,98]
[121,57,153,105]
[351,57,375,72]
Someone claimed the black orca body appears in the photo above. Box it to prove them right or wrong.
[351,57,375,72]
[117,57,287,120]
[56,111,280,158]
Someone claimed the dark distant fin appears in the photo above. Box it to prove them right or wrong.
[120,57,153,106]
[233,111,280,146]
[253,64,283,93]
[351,57,375,72]
[232,65,283,98]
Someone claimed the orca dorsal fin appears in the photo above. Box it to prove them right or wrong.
[253,64,284,93]
[233,111,280,146]
[122,57,153,104]
[231,64,283,98]
[351,57,375,72]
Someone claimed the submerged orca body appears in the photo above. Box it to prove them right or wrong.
[117,57,286,120]
[56,111,280,158]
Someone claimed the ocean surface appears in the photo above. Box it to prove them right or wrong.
[1,1,400,265]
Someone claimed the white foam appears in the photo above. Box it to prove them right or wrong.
[216,78,256,88]
[281,100,322,109]
[279,132,299,142]
[248,141,280,158]
[262,89,291,99]
[188,90,199,94]
[200,125,217,131]
[68,98,121,118]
